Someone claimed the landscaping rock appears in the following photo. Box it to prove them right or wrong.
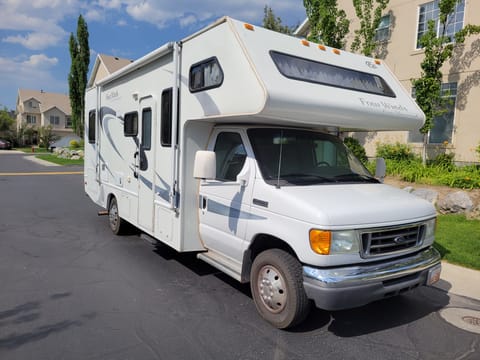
[412,188,439,205]
[466,205,480,220]
[438,191,474,214]
[403,186,415,193]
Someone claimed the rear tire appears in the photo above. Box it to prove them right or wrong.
[250,249,310,329]
[108,197,128,235]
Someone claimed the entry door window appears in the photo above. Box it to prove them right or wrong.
[214,132,247,182]
[142,107,152,150]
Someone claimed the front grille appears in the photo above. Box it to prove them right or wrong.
[361,224,424,258]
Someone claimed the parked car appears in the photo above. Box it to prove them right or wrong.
[0,139,12,150]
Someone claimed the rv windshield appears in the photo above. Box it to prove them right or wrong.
[247,128,377,186]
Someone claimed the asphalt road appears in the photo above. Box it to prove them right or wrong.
[1,152,479,360]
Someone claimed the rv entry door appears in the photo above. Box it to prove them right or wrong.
[137,96,155,232]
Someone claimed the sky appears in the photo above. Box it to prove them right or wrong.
[0,0,306,111]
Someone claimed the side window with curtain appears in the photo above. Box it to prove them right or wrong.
[214,132,247,182]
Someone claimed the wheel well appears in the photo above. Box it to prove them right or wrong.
[241,234,298,283]
[106,193,115,209]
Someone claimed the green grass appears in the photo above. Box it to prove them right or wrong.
[36,154,84,166]
[434,214,480,270]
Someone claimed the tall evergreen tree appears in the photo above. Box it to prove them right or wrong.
[303,0,350,49]
[350,0,389,56]
[68,15,90,137]
[411,0,480,164]
[262,6,293,34]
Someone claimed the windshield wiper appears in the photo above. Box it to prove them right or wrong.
[334,173,380,183]
[281,173,336,184]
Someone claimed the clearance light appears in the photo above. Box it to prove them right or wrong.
[244,23,255,31]
[375,59,382,65]
[301,39,310,47]
[332,48,341,55]
[318,44,326,51]
[309,230,331,255]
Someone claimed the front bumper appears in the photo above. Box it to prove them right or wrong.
[303,247,442,311]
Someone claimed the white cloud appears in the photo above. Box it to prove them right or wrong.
[24,54,59,67]
[3,31,66,51]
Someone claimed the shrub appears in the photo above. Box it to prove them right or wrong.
[344,137,368,163]
[430,153,455,170]
[376,142,417,161]
[69,139,80,149]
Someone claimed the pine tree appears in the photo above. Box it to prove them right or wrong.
[68,15,90,137]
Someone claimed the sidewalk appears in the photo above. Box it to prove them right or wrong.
[433,261,480,301]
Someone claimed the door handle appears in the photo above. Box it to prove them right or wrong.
[200,196,207,210]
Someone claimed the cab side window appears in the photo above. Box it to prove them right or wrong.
[214,132,247,182]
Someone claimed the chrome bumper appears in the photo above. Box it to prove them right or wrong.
[302,247,441,311]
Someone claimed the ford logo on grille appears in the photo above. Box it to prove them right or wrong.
[394,236,407,244]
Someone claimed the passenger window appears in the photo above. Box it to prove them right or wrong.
[124,111,138,137]
[214,132,247,182]
[142,108,152,150]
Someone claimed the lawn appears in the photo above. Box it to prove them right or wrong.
[36,154,84,166]
[434,214,480,270]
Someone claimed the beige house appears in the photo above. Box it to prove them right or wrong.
[296,0,480,164]
[87,54,133,88]
[16,89,73,139]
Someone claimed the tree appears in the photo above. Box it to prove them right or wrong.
[262,6,294,34]
[0,106,14,133]
[351,0,389,57]
[411,0,480,164]
[303,0,350,49]
[38,125,59,150]
[68,15,90,137]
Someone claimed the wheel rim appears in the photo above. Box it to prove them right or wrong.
[109,201,119,230]
[257,265,287,313]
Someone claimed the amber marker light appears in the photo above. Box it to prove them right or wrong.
[309,229,331,255]
[332,48,341,55]
[318,44,326,51]
[375,59,382,65]
[244,23,255,31]
[301,39,310,47]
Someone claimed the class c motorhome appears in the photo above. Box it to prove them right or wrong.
[84,17,441,329]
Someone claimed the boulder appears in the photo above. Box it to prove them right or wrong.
[438,191,474,214]
[466,205,480,220]
[412,188,439,205]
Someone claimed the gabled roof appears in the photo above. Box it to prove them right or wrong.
[294,18,310,38]
[88,54,133,87]
[17,89,71,115]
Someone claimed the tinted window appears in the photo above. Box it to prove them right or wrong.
[270,51,396,98]
[214,132,247,182]
[142,108,152,150]
[161,88,172,147]
[88,110,95,143]
[124,111,138,137]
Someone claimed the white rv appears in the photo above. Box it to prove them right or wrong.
[85,17,441,329]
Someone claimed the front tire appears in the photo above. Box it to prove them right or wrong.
[250,249,310,329]
[108,197,128,235]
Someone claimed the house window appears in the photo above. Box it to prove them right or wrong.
[409,83,457,144]
[416,0,464,49]
[49,115,60,125]
[375,14,391,42]
[26,115,36,124]
[65,116,72,128]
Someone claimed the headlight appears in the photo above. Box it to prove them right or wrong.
[309,229,359,255]
[423,218,436,246]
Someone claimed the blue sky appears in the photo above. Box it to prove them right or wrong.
[0,0,306,110]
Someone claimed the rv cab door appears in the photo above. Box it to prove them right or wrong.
[198,130,254,263]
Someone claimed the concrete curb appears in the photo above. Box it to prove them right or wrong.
[433,261,480,301]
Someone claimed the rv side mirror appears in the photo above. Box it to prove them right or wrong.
[193,151,216,180]
[375,157,386,183]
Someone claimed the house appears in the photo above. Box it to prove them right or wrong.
[296,0,480,164]
[16,89,73,141]
[87,54,133,88]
